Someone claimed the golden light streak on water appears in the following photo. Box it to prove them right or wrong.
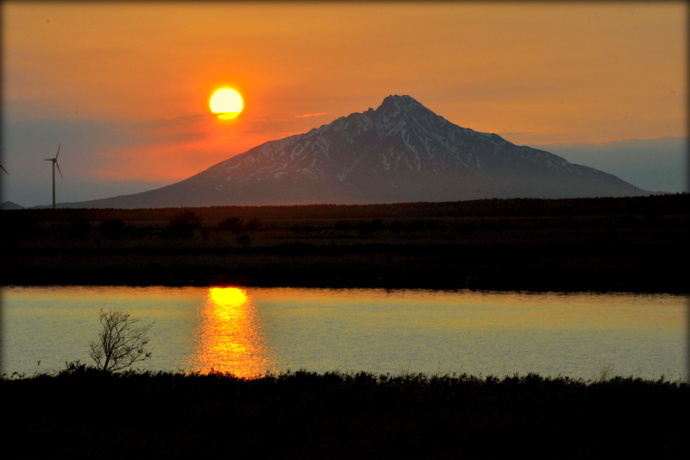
[191,287,273,378]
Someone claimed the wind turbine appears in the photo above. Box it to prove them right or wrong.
[45,143,62,209]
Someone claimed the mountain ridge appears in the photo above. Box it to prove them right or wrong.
[56,95,648,209]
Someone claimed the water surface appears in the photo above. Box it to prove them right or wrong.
[2,286,686,380]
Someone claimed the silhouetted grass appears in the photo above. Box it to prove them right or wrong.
[2,365,688,459]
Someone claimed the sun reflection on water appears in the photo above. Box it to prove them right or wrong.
[191,287,274,379]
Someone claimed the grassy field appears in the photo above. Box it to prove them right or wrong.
[2,193,687,292]
[3,196,688,458]
[2,366,688,459]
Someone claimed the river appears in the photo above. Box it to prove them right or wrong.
[2,285,686,380]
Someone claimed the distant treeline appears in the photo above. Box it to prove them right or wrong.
[4,193,688,223]
[2,193,686,243]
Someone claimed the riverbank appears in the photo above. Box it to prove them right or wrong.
[2,242,686,293]
[2,368,688,459]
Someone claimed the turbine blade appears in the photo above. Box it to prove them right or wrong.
[55,161,63,178]
[56,143,61,159]
[0,164,8,174]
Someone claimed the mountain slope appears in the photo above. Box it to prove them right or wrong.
[62,95,647,208]
[538,137,687,194]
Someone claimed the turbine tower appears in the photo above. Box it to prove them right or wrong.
[45,143,62,209]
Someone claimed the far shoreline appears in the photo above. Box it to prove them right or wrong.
[3,194,687,294]
[2,262,686,295]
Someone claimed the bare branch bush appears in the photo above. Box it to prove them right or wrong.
[89,309,153,372]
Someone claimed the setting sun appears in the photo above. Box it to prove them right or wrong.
[209,88,244,120]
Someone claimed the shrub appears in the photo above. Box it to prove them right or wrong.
[88,309,153,372]
[161,210,202,239]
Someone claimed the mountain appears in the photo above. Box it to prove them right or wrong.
[61,95,648,208]
[1,201,24,210]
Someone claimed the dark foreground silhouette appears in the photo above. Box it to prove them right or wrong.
[2,194,688,292]
[2,366,688,459]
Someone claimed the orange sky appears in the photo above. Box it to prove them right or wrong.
[2,2,687,206]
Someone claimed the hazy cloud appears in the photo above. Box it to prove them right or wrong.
[295,112,328,118]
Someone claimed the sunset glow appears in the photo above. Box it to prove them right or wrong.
[2,2,686,206]
[192,287,273,378]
